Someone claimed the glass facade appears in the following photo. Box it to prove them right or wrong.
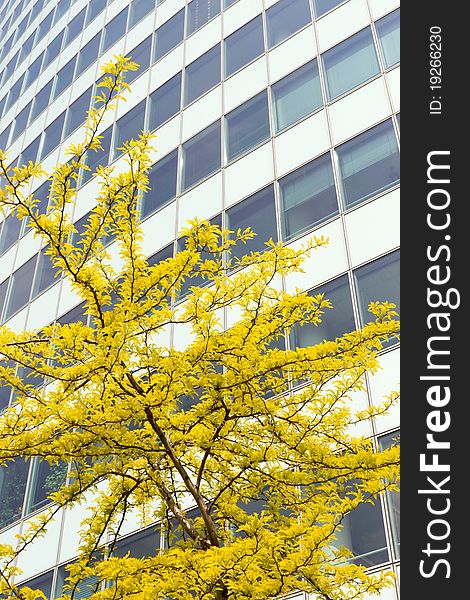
[0,0,400,596]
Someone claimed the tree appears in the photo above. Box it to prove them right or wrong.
[0,57,399,600]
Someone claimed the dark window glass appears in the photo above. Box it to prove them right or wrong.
[102,7,129,53]
[376,9,400,68]
[113,526,160,558]
[142,150,178,218]
[35,8,53,45]
[19,136,41,166]
[124,36,152,84]
[53,56,77,100]
[182,121,221,191]
[379,431,400,557]
[224,0,238,6]
[31,180,52,216]
[154,9,184,62]
[225,91,270,162]
[0,281,8,327]
[272,60,323,132]
[148,243,173,267]
[43,30,65,70]
[3,52,19,85]
[65,7,86,45]
[148,73,181,130]
[53,0,71,25]
[164,507,201,547]
[82,126,112,184]
[5,74,25,113]
[322,27,380,101]
[113,100,146,158]
[31,80,53,122]
[184,44,221,106]
[12,102,32,144]
[0,124,11,150]
[187,0,220,35]
[55,564,99,599]
[40,112,66,160]
[77,33,101,77]
[64,87,93,138]
[18,571,53,600]
[337,120,400,208]
[279,153,338,241]
[313,0,346,18]
[86,0,107,25]
[0,214,22,255]
[26,458,68,514]
[57,302,88,326]
[224,15,264,77]
[266,0,311,49]
[32,246,59,298]
[291,275,355,348]
[24,51,44,91]
[0,458,29,528]
[226,185,277,262]
[19,32,35,65]
[354,251,400,325]
[129,0,155,29]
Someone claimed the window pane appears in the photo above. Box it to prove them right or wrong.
[18,571,53,600]
[184,44,220,106]
[226,185,277,262]
[31,80,53,121]
[19,32,35,65]
[224,0,238,6]
[40,111,65,159]
[272,60,323,132]
[224,15,264,77]
[113,526,160,558]
[279,153,338,240]
[124,35,152,83]
[57,302,87,326]
[64,87,92,138]
[32,246,59,298]
[0,280,8,328]
[24,51,44,90]
[129,0,155,29]
[0,458,29,528]
[65,7,85,45]
[142,150,178,218]
[31,180,52,216]
[26,458,68,514]
[56,564,99,599]
[354,251,400,325]
[376,9,400,68]
[12,102,32,144]
[5,74,25,113]
[0,214,22,255]
[148,72,181,130]
[291,274,355,348]
[148,243,173,267]
[77,33,101,77]
[82,126,112,184]
[182,121,221,191]
[43,30,64,70]
[19,136,41,166]
[266,0,311,49]
[337,120,400,208]
[113,100,146,158]
[0,123,11,150]
[53,56,77,100]
[53,0,71,25]
[35,9,53,45]
[313,0,345,18]
[103,7,129,52]
[86,0,106,25]
[187,0,220,35]
[154,9,184,61]
[322,27,380,100]
[379,431,400,558]
[226,91,270,162]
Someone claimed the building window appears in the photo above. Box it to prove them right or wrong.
[24,51,44,90]
[113,526,161,558]
[43,30,64,70]
[0,214,22,255]
[20,136,41,167]
[35,9,54,45]
[148,243,174,267]
[225,91,270,162]
[0,458,29,529]
[154,9,184,62]
[0,123,11,149]
[82,126,112,184]
[226,185,277,263]
[65,7,86,45]
[182,120,221,191]
[113,100,146,158]
[12,101,32,144]
[266,0,312,49]
[354,251,400,326]
[4,255,36,320]
[102,7,129,53]
[322,27,380,101]
[184,45,221,106]
[148,73,181,130]
[53,0,71,26]
[129,0,155,29]
[141,150,178,218]
[56,564,100,598]
[187,0,220,36]
[125,36,152,84]
[279,153,338,241]
[379,430,400,558]
[31,80,53,122]
[77,33,101,78]
[337,120,400,209]
[272,60,323,132]
[5,75,25,113]
[40,112,66,160]
[86,0,107,26]
[18,571,54,600]
[64,87,93,138]
[32,246,59,299]
[291,275,355,348]
[25,458,68,515]
[53,56,77,100]
[313,0,346,18]
[0,281,9,328]
[376,9,400,69]
[224,15,264,77]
